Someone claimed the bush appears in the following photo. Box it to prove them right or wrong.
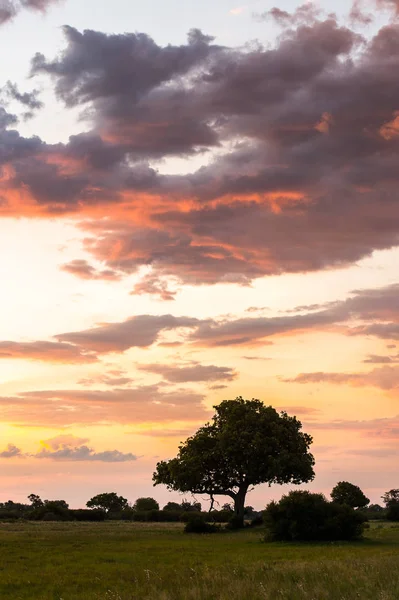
[184,514,218,534]
[71,509,106,522]
[248,513,263,527]
[387,503,399,522]
[226,514,245,530]
[264,491,367,542]
[208,510,233,523]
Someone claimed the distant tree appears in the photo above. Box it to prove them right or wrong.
[331,481,370,509]
[133,497,159,511]
[153,398,315,527]
[244,505,255,516]
[222,503,234,512]
[163,502,181,511]
[181,501,202,512]
[86,493,128,513]
[28,494,43,508]
[382,489,399,521]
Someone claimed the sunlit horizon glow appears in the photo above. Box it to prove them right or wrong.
[0,0,398,510]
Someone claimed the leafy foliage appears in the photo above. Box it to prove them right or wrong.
[382,489,399,521]
[133,497,159,511]
[331,481,370,509]
[264,491,367,541]
[86,493,128,513]
[153,397,315,526]
[183,514,218,534]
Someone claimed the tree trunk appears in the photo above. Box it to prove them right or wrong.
[233,485,248,528]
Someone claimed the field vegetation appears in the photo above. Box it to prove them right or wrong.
[0,520,397,599]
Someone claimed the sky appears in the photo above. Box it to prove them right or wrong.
[0,0,398,510]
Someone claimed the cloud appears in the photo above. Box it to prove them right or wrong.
[0,385,209,427]
[307,414,399,439]
[363,353,399,363]
[138,362,237,383]
[131,274,179,301]
[0,14,395,288]
[0,444,22,458]
[61,259,121,281]
[56,314,203,352]
[285,365,399,390]
[0,435,138,462]
[0,0,59,24]
[0,340,97,363]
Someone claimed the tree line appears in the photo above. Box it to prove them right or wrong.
[0,398,396,537]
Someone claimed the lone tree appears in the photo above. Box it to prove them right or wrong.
[331,481,370,509]
[153,397,315,527]
[86,492,128,513]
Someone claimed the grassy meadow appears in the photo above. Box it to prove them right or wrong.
[0,520,397,599]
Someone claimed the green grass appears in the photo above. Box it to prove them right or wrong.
[0,521,397,599]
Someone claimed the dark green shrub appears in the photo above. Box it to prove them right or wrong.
[264,490,366,541]
[209,510,233,523]
[226,514,245,530]
[387,503,399,521]
[184,514,218,534]
[71,509,106,522]
[248,513,263,527]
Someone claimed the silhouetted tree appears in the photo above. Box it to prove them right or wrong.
[163,502,181,511]
[86,493,128,513]
[331,481,370,509]
[382,489,399,521]
[133,497,159,511]
[28,494,43,508]
[153,397,315,527]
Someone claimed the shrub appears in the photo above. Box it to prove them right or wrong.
[248,513,263,527]
[226,514,245,530]
[183,514,218,534]
[264,490,366,541]
[209,510,233,523]
[387,503,399,522]
[71,509,106,522]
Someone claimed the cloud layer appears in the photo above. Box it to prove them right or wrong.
[0,9,398,293]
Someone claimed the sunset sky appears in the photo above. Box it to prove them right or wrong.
[0,0,398,509]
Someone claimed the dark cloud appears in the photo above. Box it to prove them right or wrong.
[61,259,121,281]
[138,362,237,383]
[3,81,43,111]
[0,385,209,427]
[0,15,395,289]
[0,340,97,363]
[0,0,59,24]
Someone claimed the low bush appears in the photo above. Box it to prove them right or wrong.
[387,503,399,522]
[70,509,106,522]
[264,490,367,541]
[183,514,218,534]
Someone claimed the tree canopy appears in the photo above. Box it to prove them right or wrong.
[153,397,315,526]
[86,492,128,513]
[331,481,370,509]
[133,497,159,511]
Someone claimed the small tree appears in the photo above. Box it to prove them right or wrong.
[133,497,159,511]
[331,481,370,509]
[153,398,315,527]
[86,493,128,513]
[382,489,399,521]
[181,501,202,512]
[28,494,43,508]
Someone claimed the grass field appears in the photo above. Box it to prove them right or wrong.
[0,521,397,599]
